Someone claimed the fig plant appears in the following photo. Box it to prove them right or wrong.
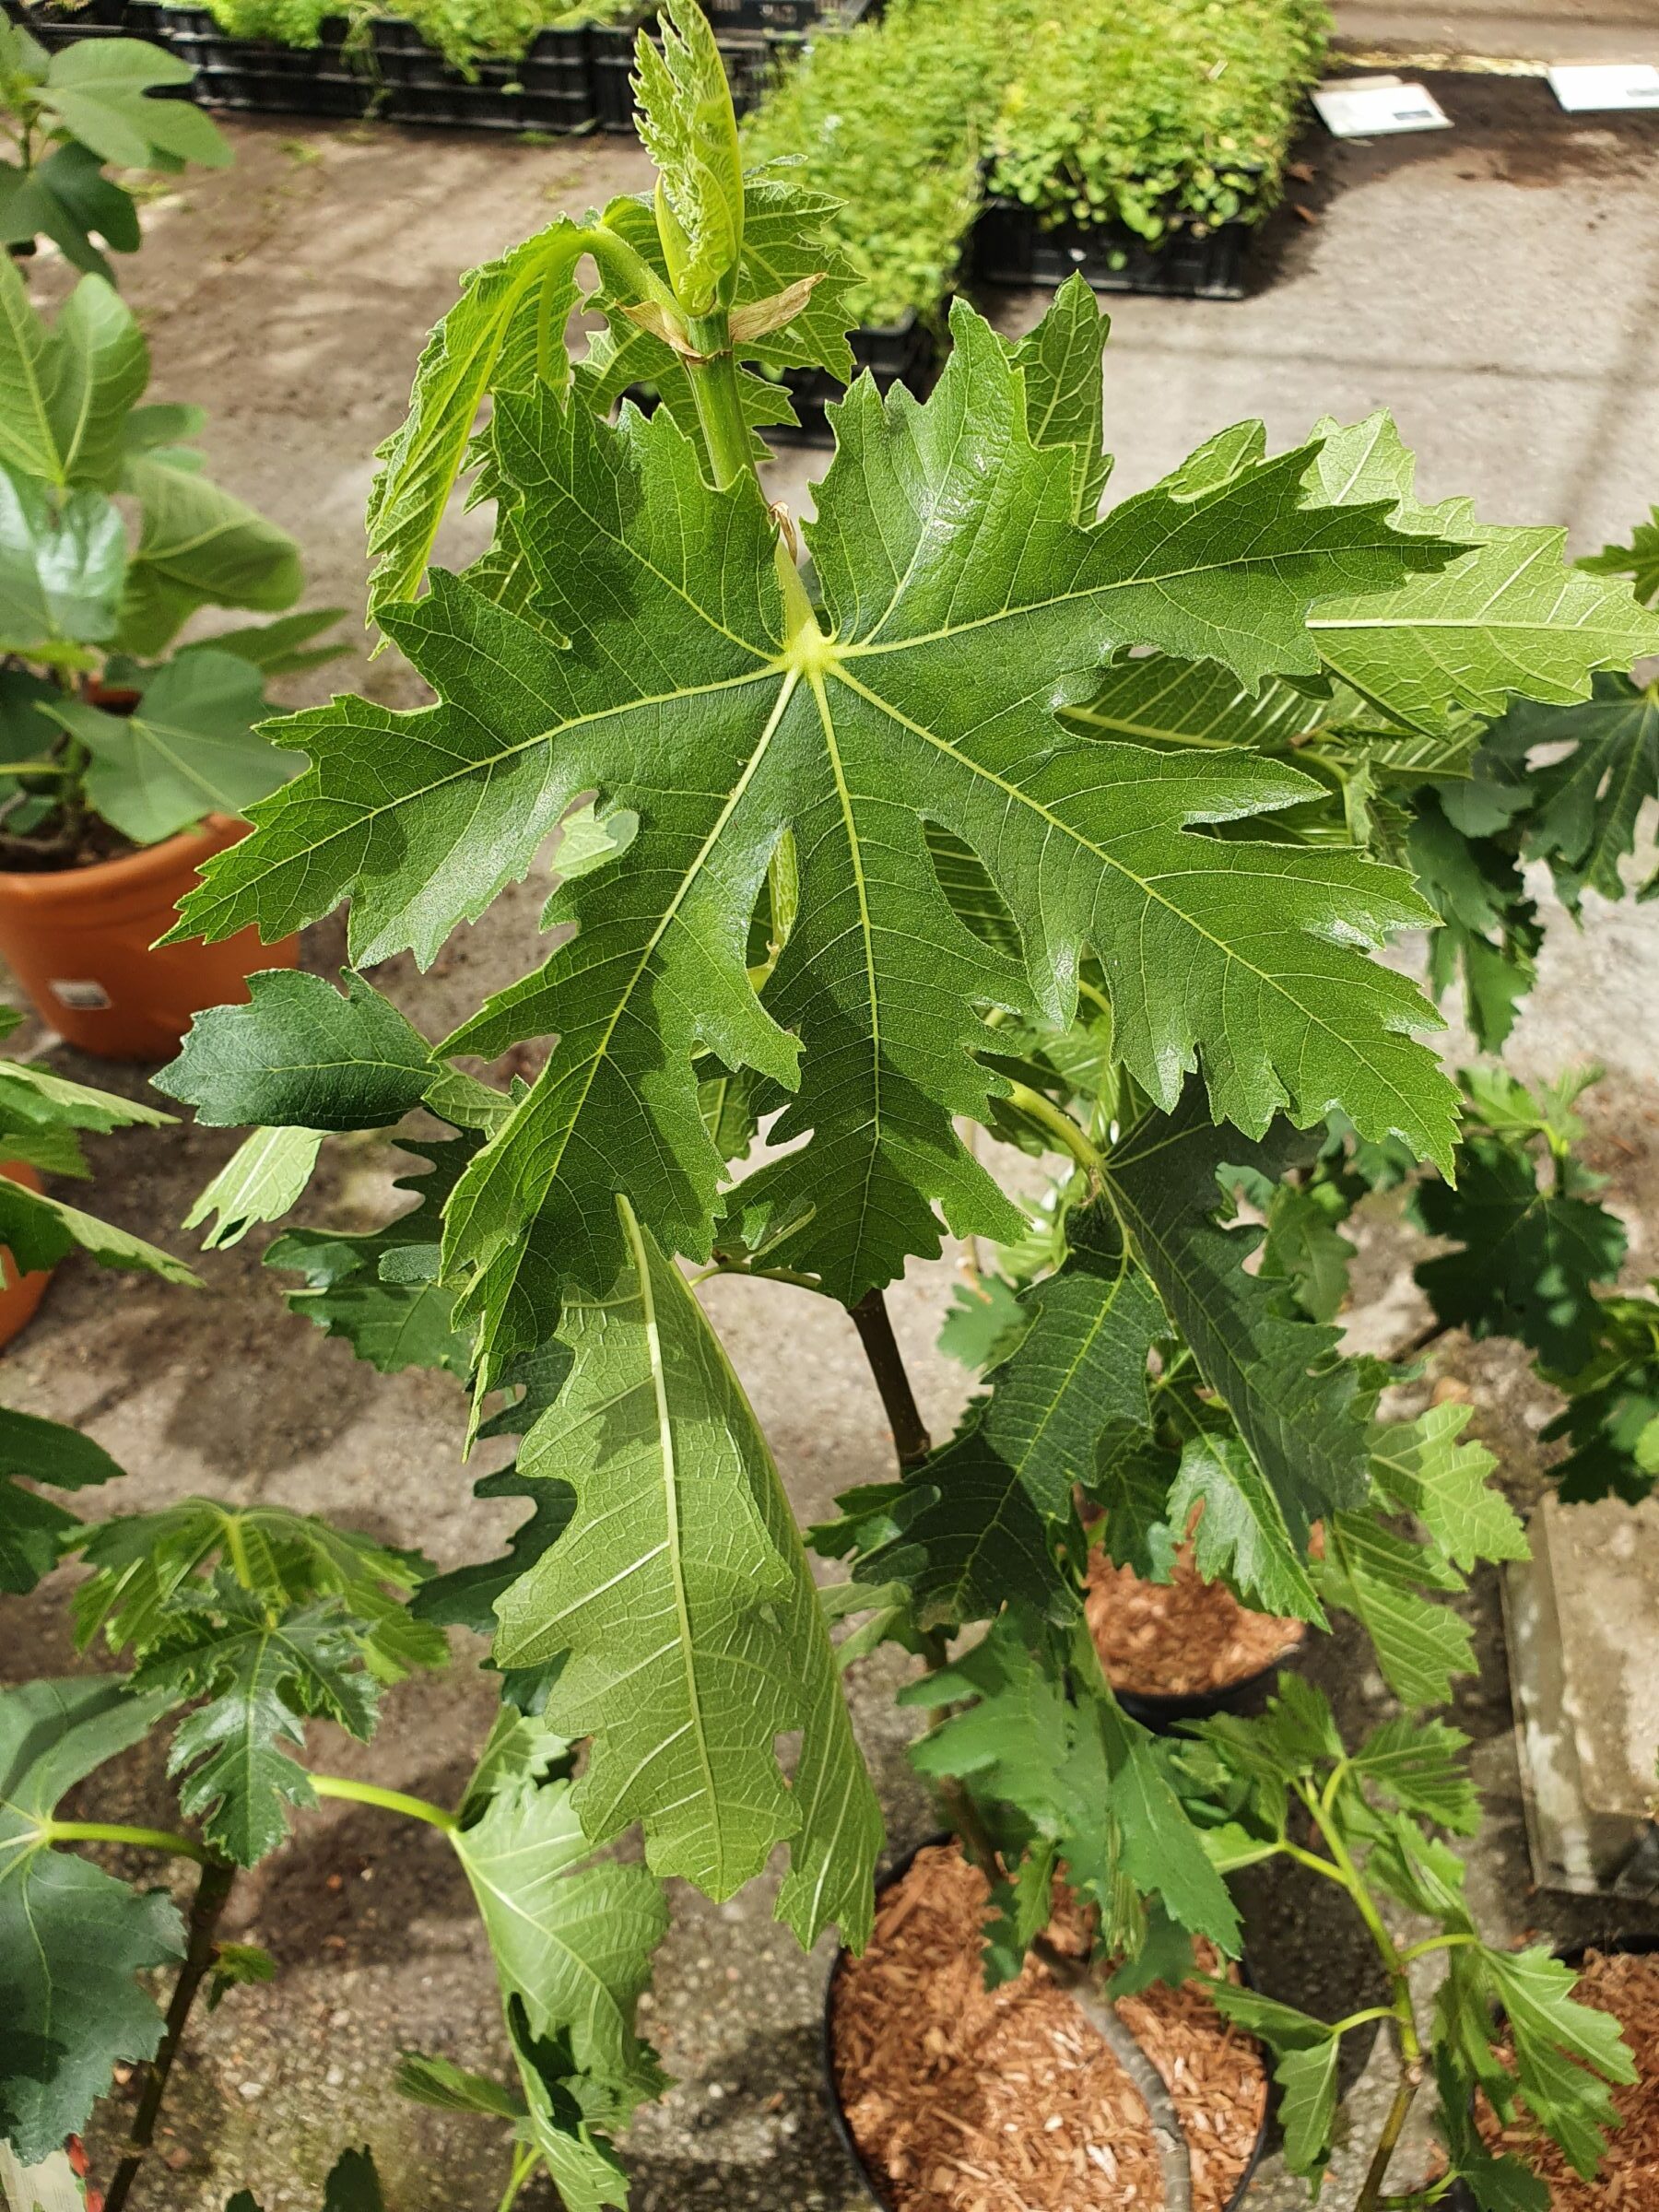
[0,18,229,279]
[5,4,1659,2206]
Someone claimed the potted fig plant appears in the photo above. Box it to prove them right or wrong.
[1,14,229,277]
[7,7,1659,2206]
[0,253,342,1057]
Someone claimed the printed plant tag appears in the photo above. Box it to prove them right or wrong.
[1312,79,1453,137]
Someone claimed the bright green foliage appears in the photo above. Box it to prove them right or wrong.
[0,467,124,648]
[0,1017,171,1168]
[1167,1434,1324,1623]
[1412,1135,1626,1372]
[739,0,1021,325]
[1313,1406,1525,1708]
[1484,674,1659,907]
[493,1199,882,1947]
[817,1095,1378,1632]
[72,1495,441,1680]
[100,62,1659,2212]
[179,300,1475,1382]
[1183,1677,1631,2202]
[987,0,1329,240]
[0,1403,123,1595]
[632,0,743,321]
[1439,1945,1636,2183]
[1305,413,1659,731]
[0,256,331,847]
[854,1202,1166,1625]
[364,171,857,619]
[1274,2035,1341,2184]
[0,22,229,279]
[40,649,298,844]
[1580,503,1659,606]
[69,1497,442,1861]
[0,1166,200,1282]
[184,1124,326,1251]
[903,1612,1241,1971]
[0,1677,184,2162]
[575,178,860,467]
[450,1763,668,2211]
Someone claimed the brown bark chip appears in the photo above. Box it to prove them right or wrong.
[1085,1544,1305,1699]
[1475,1948,1659,2206]
[830,1843,1267,2212]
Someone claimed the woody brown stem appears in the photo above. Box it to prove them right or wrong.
[848,1289,932,1472]
[103,1856,236,2212]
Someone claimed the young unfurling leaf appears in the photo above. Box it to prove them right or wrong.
[631,0,744,319]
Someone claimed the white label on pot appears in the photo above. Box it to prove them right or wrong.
[1547,64,1659,112]
[1312,81,1453,136]
[49,979,112,1010]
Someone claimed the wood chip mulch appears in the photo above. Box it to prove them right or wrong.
[1475,1947,1659,2207]
[830,1841,1267,2212]
[1086,1541,1306,1699]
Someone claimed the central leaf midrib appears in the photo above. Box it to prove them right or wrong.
[807,669,885,1246]
[618,1201,724,1891]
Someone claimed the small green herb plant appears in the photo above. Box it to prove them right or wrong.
[987,0,1330,241]
[738,0,1027,325]
[0,254,343,865]
[0,18,229,278]
[5,8,1659,2207]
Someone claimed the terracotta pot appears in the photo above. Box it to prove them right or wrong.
[0,1159,53,1348]
[0,815,298,1060]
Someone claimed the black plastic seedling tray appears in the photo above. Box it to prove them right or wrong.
[369,16,594,132]
[973,193,1253,301]
[160,6,372,119]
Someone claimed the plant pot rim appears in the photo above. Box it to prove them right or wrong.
[822,1831,1273,2212]
[0,814,241,901]
[1111,1635,1308,1729]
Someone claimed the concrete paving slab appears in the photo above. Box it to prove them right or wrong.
[5,87,1658,2210]
[1508,1496,1659,1893]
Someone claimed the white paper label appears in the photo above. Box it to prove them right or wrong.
[1547,64,1659,113]
[48,978,112,1010]
[1312,81,1453,137]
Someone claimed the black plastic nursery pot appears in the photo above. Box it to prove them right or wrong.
[824,1833,1274,2212]
[160,6,373,119]
[1112,1635,1308,1735]
[368,17,594,133]
[1441,1933,1659,2212]
[972,194,1253,302]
